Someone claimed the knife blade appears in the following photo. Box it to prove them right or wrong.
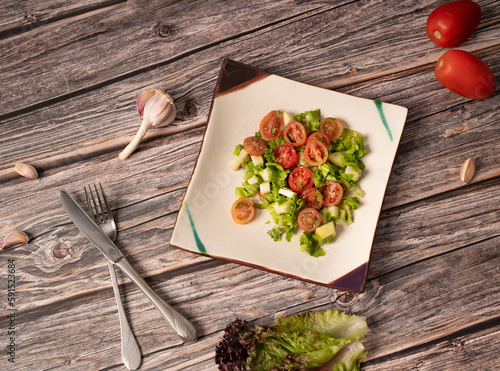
[59,190,123,263]
[59,190,197,342]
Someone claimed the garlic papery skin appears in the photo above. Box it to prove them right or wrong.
[119,89,176,160]
[1,231,29,250]
[14,162,38,180]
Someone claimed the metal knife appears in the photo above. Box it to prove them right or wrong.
[59,190,197,343]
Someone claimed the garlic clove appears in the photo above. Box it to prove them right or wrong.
[1,231,29,250]
[460,157,476,184]
[14,162,38,180]
[136,89,156,115]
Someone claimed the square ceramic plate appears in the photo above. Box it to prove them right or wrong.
[170,59,408,292]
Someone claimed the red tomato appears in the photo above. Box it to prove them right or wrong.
[273,144,298,169]
[300,188,324,210]
[304,140,328,166]
[307,131,331,147]
[320,118,344,141]
[435,50,496,99]
[260,111,284,141]
[243,136,267,156]
[231,197,256,224]
[323,181,344,207]
[426,0,481,48]
[283,121,307,147]
[288,167,313,193]
[297,208,322,232]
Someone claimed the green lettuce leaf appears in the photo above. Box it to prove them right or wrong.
[246,310,369,371]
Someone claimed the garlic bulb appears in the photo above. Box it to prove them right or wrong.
[119,89,176,160]
[1,231,29,250]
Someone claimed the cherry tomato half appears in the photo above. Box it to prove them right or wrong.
[243,136,267,156]
[283,121,308,147]
[300,188,324,210]
[273,144,298,169]
[307,131,331,147]
[435,50,496,99]
[320,118,344,142]
[304,140,328,166]
[231,197,256,224]
[323,181,344,207]
[297,208,322,232]
[426,0,481,48]
[260,111,284,141]
[288,167,313,193]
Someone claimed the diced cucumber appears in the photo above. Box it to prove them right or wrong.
[315,221,336,240]
[345,165,362,181]
[273,201,291,214]
[279,187,297,198]
[260,181,271,195]
[247,175,259,185]
[260,167,271,181]
[297,151,309,167]
[328,152,344,167]
[251,155,264,167]
[231,148,249,170]
[282,111,295,126]
[320,206,339,224]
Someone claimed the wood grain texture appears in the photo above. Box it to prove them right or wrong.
[0,0,499,369]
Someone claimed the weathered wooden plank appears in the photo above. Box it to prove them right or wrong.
[2,131,498,316]
[0,0,498,116]
[0,0,336,115]
[363,322,500,370]
[2,232,498,369]
[0,0,122,36]
[0,41,498,214]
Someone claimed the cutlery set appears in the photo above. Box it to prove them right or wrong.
[60,184,197,370]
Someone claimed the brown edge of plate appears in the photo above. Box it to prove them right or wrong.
[170,58,371,293]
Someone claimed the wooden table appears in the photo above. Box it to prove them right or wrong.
[1,0,499,369]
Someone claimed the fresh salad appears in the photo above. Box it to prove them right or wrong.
[230,109,366,257]
[215,309,369,371]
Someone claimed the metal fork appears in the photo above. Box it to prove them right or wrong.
[85,183,141,371]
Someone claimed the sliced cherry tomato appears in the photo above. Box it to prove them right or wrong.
[304,140,328,166]
[323,181,344,207]
[260,111,284,141]
[273,144,298,169]
[283,121,307,147]
[288,167,313,193]
[307,131,331,147]
[300,188,324,210]
[320,118,344,142]
[426,0,481,48]
[231,197,256,224]
[435,50,496,99]
[243,136,267,156]
[297,208,322,232]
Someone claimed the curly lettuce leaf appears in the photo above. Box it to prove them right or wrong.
[246,310,369,371]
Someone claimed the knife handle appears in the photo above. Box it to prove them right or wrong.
[115,258,197,343]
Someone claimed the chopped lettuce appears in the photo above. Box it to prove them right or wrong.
[234,144,244,156]
[267,226,284,241]
[215,309,369,371]
[295,109,321,132]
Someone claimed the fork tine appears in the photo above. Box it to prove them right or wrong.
[92,183,105,222]
[98,183,114,222]
[88,184,102,223]
[84,185,97,222]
